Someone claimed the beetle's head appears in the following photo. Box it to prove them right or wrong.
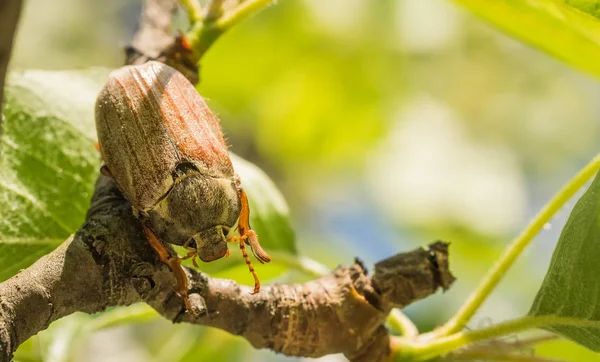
[190,225,231,261]
[146,167,241,262]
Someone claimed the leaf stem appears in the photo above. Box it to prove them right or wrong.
[214,0,276,32]
[429,154,600,338]
[388,308,419,338]
[179,0,203,23]
[395,315,598,361]
[185,0,276,60]
[204,0,225,22]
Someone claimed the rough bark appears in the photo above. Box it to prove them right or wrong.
[0,176,455,362]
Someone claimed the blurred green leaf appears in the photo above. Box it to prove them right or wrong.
[168,326,248,362]
[180,331,247,362]
[0,69,107,282]
[0,68,297,286]
[14,305,159,362]
[14,312,92,362]
[86,303,159,331]
[536,338,600,361]
[199,0,390,175]
[529,170,600,350]
[453,0,600,78]
[566,0,600,19]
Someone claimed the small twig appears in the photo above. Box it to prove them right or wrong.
[127,0,201,84]
[128,0,276,84]
[429,154,600,339]
[128,0,178,62]
[395,315,598,361]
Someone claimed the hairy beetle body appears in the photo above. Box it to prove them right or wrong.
[95,61,270,306]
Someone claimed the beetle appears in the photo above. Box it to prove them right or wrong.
[95,61,271,311]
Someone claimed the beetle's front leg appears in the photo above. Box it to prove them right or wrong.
[142,222,195,313]
[235,187,272,263]
[228,186,271,294]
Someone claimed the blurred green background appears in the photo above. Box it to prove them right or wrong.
[9,0,600,361]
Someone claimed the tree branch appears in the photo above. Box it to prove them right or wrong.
[0,2,455,361]
[0,0,23,123]
[126,0,200,84]
[127,0,178,63]
[0,176,455,362]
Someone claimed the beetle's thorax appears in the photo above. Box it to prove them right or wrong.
[142,171,241,255]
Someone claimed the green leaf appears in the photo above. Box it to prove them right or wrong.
[453,0,600,79]
[0,69,107,282]
[172,326,249,362]
[0,240,62,282]
[529,170,600,350]
[0,69,297,284]
[536,337,600,361]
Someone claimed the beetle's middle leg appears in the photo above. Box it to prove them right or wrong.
[142,222,194,313]
[180,239,200,268]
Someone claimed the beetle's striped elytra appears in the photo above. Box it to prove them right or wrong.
[95,61,271,311]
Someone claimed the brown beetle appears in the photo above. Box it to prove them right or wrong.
[95,61,271,311]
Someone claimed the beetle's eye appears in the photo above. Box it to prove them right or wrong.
[222,226,230,237]
[186,238,197,250]
[173,161,200,178]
